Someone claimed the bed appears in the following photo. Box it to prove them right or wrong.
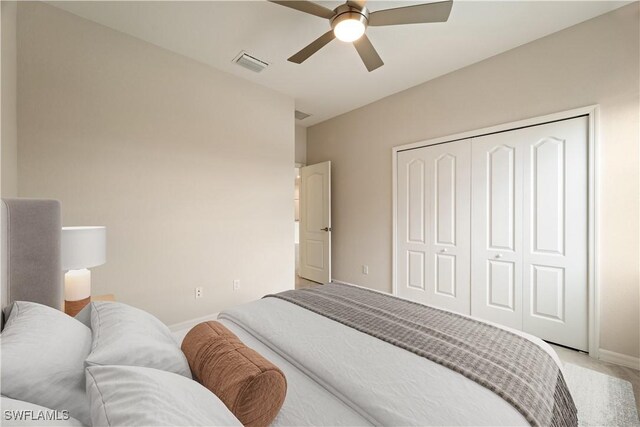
[0,198,577,427]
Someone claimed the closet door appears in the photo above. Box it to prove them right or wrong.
[471,133,524,329]
[521,117,588,351]
[471,117,588,350]
[397,139,471,314]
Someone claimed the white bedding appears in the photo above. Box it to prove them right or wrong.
[218,319,372,426]
[219,296,563,427]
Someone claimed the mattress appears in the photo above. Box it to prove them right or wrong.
[218,296,563,426]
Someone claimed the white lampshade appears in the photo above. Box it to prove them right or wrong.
[62,226,106,271]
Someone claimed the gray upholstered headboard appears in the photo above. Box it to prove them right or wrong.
[1,199,63,323]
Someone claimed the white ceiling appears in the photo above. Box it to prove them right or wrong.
[49,1,628,126]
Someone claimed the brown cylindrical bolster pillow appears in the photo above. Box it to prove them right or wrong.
[181,321,287,427]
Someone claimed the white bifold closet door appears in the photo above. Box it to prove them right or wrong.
[397,139,471,314]
[471,117,588,351]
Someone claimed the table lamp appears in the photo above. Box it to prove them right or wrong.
[62,226,106,316]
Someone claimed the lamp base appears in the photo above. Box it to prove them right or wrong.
[65,297,90,317]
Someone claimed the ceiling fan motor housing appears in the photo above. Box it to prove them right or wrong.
[330,4,369,31]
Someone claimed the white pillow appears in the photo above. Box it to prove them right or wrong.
[85,302,191,377]
[0,301,91,425]
[86,365,242,427]
[0,396,83,426]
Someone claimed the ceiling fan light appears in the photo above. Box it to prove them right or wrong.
[334,18,366,42]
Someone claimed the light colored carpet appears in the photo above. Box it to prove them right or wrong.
[564,363,640,426]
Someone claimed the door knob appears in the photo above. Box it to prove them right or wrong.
[495,253,502,259]
[321,227,332,232]
[440,248,448,253]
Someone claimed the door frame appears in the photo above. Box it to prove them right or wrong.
[391,105,599,357]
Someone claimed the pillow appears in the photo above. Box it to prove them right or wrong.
[85,301,191,378]
[181,321,287,427]
[73,304,91,329]
[0,301,91,425]
[1,396,83,426]
[85,365,242,427]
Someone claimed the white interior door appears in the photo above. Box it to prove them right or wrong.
[299,161,331,284]
[397,139,471,314]
[471,117,588,350]
[471,132,524,329]
[520,117,588,351]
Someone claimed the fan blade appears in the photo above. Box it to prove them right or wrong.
[346,0,367,9]
[353,34,383,72]
[368,1,453,26]
[288,30,336,64]
[268,1,334,19]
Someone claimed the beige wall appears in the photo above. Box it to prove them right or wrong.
[1,1,18,197]
[295,125,307,165]
[17,2,295,325]
[308,4,639,358]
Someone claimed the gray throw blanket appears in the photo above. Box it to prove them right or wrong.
[267,283,577,427]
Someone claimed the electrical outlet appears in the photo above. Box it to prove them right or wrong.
[195,287,203,299]
[362,265,369,275]
[233,280,240,291]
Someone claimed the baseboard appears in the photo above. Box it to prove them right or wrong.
[332,279,398,297]
[331,279,388,294]
[168,312,219,333]
[599,349,640,370]
[330,279,360,287]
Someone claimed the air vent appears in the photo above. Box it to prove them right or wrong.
[233,51,269,73]
[295,110,311,121]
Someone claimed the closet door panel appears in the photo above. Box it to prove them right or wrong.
[471,134,523,329]
[407,159,426,244]
[435,154,456,245]
[426,141,471,314]
[488,146,516,251]
[522,117,588,351]
[397,139,471,314]
[398,151,429,303]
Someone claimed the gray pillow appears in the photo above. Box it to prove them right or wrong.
[0,301,91,425]
[85,302,191,377]
[0,396,83,426]
[73,304,91,329]
[86,365,242,427]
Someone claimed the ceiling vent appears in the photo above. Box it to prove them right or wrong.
[295,110,311,121]
[233,51,269,73]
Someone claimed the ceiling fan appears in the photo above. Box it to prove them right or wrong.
[268,0,453,72]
